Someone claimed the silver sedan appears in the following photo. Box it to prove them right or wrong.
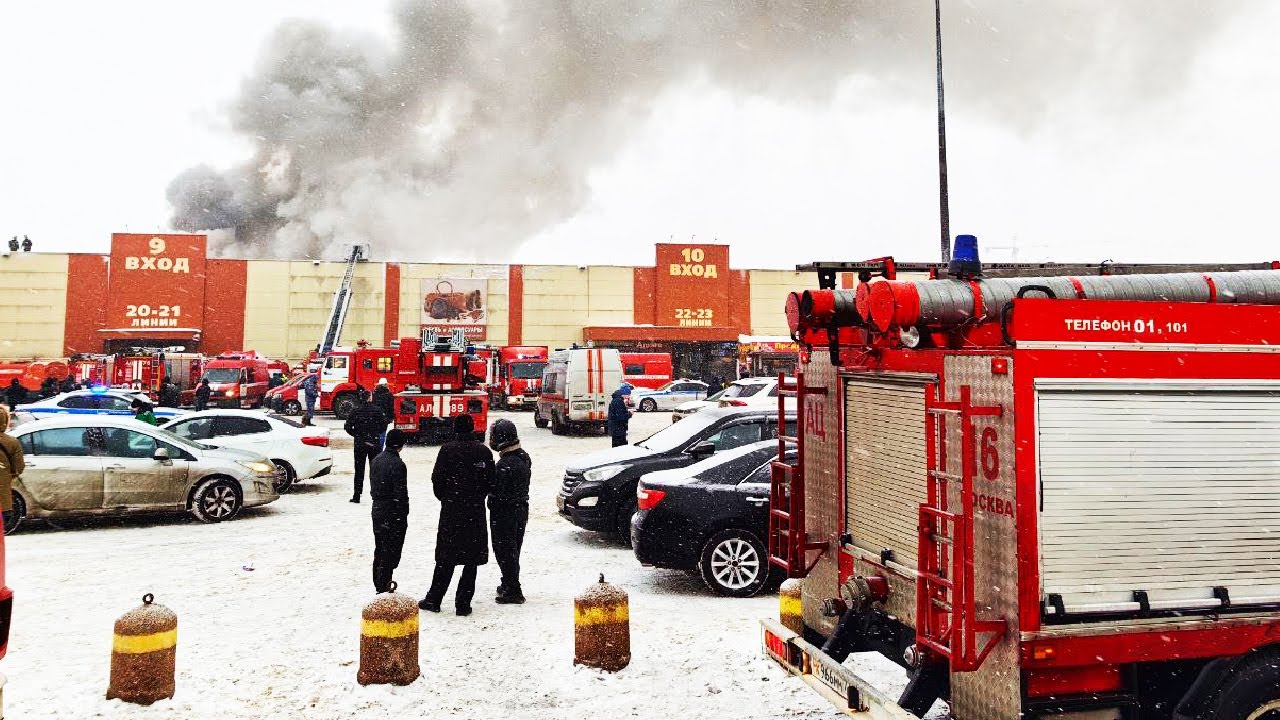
[4,416,280,534]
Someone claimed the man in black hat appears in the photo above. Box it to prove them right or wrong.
[487,418,531,603]
[420,414,494,616]
[370,429,410,594]
[344,390,386,504]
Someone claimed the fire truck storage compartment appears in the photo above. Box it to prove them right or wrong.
[844,375,930,570]
[1036,379,1280,618]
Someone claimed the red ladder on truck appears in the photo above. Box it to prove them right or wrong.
[916,384,1006,671]
[768,373,826,577]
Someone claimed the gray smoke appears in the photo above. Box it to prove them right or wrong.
[167,0,1254,260]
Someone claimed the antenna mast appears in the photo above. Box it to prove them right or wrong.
[935,0,951,263]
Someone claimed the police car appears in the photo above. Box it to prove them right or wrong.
[629,379,710,412]
[13,388,189,427]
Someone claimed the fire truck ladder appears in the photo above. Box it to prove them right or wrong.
[316,245,366,356]
[768,373,827,577]
[916,384,1006,672]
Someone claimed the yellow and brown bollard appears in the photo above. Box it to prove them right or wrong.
[107,593,176,705]
[779,578,803,634]
[574,574,630,672]
[358,582,420,686]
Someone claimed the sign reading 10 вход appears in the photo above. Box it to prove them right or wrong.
[655,244,730,329]
[106,234,208,333]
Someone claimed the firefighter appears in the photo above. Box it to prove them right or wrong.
[5,237,16,252]
[301,372,319,426]
[0,407,24,524]
[20,236,31,252]
[607,385,633,447]
[131,399,158,426]
[487,419,530,604]
[370,429,409,593]
[39,376,57,399]
[194,378,211,412]
[6,379,24,411]
[158,378,180,408]
[58,375,76,394]
[344,391,386,504]
[419,414,494,616]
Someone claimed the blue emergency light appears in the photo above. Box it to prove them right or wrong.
[948,234,982,279]
[90,384,108,394]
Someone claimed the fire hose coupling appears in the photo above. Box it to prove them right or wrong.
[839,575,890,615]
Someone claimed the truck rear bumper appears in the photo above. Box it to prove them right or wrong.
[761,618,917,719]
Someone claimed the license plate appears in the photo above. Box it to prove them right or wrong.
[395,423,415,430]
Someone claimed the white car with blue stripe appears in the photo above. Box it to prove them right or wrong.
[13,388,190,427]
[630,379,710,412]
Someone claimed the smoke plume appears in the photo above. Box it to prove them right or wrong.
[167,0,1254,260]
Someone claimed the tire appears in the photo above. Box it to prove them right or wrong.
[333,393,357,420]
[699,528,769,598]
[282,399,302,416]
[640,398,657,413]
[3,493,25,535]
[271,460,296,494]
[534,412,549,429]
[1211,654,1280,720]
[551,412,566,435]
[190,478,243,523]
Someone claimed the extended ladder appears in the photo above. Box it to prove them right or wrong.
[316,245,366,356]
[768,372,827,577]
[916,384,1006,671]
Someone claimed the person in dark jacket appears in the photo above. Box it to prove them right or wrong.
[420,414,494,616]
[6,379,24,411]
[370,429,410,593]
[59,376,77,394]
[372,379,394,446]
[39,376,57,399]
[607,386,633,447]
[487,419,531,604]
[194,378,211,411]
[344,393,386,504]
[301,373,319,426]
[158,379,180,408]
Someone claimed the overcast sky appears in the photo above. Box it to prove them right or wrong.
[1,1,1276,270]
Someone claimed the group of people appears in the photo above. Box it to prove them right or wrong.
[5,375,79,410]
[357,411,532,614]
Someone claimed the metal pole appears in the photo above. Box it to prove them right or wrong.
[935,0,951,263]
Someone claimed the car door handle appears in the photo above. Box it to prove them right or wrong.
[105,464,125,470]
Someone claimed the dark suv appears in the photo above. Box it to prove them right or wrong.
[557,406,796,536]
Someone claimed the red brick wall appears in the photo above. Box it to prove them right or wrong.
[64,254,110,355]
[202,259,247,354]
[633,267,656,325]
[384,263,401,345]
[508,265,524,345]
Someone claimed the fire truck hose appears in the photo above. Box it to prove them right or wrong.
[357,582,421,686]
[574,574,630,672]
[106,594,177,705]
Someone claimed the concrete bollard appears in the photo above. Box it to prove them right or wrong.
[357,582,421,686]
[574,574,630,672]
[779,579,804,634]
[107,594,177,705]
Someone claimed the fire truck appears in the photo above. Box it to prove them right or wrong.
[200,351,285,409]
[492,345,549,409]
[391,329,489,441]
[620,352,673,390]
[0,360,70,397]
[761,244,1280,720]
[313,341,400,419]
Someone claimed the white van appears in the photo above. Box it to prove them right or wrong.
[535,348,624,435]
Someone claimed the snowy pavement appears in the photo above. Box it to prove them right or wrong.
[3,410,855,719]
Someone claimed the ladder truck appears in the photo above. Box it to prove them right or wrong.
[761,239,1280,720]
[391,329,489,442]
[308,245,368,372]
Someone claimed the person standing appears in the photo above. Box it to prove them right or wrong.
[0,407,24,529]
[6,379,24,412]
[370,429,409,593]
[194,378,211,412]
[372,378,395,447]
[301,373,319,426]
[420,414,494,616]
[487,419,531,604]
[344,392,386,504]
[39,376,57,399]
[607,385,633,447]
[158,378,180,408]
[58,375,76,394]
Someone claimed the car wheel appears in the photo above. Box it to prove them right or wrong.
[333,393,357,420]
[640,398,657,413]
[699,529,768,598]
[191,478,243,523]
[282,400,302,416]
[551,412,566,435]
[1211,654,1280,720]
[534,411,549,429]
[3,493,25,535]
[271,460,296,494]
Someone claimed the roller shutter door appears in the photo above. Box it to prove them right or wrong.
[1037,383,1280,614]
[845,378,928,568]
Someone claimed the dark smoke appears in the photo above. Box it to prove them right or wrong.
[167,0,1255,260]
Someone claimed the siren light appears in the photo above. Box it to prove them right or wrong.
[948,234,982,279]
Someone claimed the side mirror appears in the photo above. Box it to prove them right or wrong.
[153,447,171,462]
[688,441,716,458]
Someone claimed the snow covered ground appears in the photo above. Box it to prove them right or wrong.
[3,410,921,719]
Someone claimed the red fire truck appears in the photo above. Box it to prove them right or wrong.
[313,341,400,419]
[200,351,285,409]
[492,345,549,409]
[0,360,70,395]
[392,330,489,441]
[761,249,1280,720]
[620,352,673,390]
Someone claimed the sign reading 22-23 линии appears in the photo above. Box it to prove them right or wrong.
[655,244,731,329]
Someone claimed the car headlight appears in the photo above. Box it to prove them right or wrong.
[237,460,276,474]
[225,390,236,397]
[583,464,626,483]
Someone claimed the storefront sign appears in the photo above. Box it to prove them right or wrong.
[107,233,207,333]
[420,278,487,341]
[655,244,730,328]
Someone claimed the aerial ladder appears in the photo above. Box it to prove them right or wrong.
[315,245,368,359]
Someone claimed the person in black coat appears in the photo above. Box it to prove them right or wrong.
[158,379,180,408]
[5,379,24,411]
[59,376,77,394]
[344,393,387,504]
[607,386,633,447]
[487,419,531,604]
[39,376,57,399]
[372,379,394,447]
[194,378,211,411]
[420,414,494,616]
[370,429,410,593]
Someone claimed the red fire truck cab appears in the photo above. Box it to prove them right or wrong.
[620,352,673,391]
[0,360,70,397]
[493,346,549,409]
[392,330,488,442]
[316,342,400,419]
[762,249,1280,720]
[200,351,279,409]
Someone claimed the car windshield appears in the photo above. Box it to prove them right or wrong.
[723,382,765,398]
[654,381,678,392]
[203,368,242,383]
[705,389,726,402]
[635,412,721,452]
[511,362,545,379]
[149,424,211,451]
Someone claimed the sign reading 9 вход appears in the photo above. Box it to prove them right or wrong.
[107,233,207,333]
[655,244,730,329]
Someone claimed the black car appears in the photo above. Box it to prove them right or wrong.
[557,406,796,536]
[632,440,795,597]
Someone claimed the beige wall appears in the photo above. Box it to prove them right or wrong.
[397,264,509,346]
[0,254,69,358]
[748,269,807,336]
[243,260,386,360]
[522,265,633,349]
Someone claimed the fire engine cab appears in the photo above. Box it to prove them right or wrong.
[391,329,489,441]
[493,345,549,409]
[200,351,282,409]
[762,241,1280,720]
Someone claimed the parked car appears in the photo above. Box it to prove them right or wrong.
[629,379,710,412]
[265,374,307,415]
[716,377,780,408]
[557,406,796,536]
[671,388,726,421]
[632,439,795,597]
[160,410,332,493]
[13,389,189,427]
[4,416,280,533]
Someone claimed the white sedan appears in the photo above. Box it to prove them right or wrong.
[630,379,710,412]
[160,410,333,493]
